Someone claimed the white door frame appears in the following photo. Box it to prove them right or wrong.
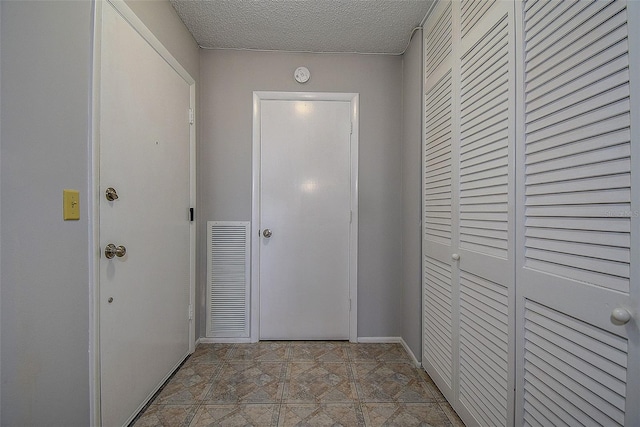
[251,91,359,343]
[89,1,196,425]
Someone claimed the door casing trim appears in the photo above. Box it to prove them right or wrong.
[251,91,359,343]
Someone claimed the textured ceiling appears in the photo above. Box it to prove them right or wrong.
[169,0,433,54]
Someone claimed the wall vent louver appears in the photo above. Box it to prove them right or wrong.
[206,221,250,338]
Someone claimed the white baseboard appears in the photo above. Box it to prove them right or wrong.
[399,338,421,368]
[197,337,254,344]
[357,336,402,343]
[357,336,421,368]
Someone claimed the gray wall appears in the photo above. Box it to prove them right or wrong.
[198,50,404,339]
[0,1,198,425]
[401,30,423,360]
[1,2,92,425]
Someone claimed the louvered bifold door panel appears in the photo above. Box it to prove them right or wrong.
[424,256,454,388]
[523,301,627,427]
[460,12,511,259]
[523,0,632,293]
[422,0,455,400]
[461,0,497,39]
[455,1,516,426]
[424,1,517,425]
[425,1,452,82]
[206,221,250,338]
[424,0,453,246]
[424,71,453,246]
[459,270,509,427]
[516,0,638,425]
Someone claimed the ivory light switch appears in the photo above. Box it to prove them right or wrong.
[63,189,80,220]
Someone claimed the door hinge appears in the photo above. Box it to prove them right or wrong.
[188,304,193,320]
[350,121,353,135]
[350,210,353,224]
[349,299,352,312]
[189,108,194,125]
[189,207,194,222]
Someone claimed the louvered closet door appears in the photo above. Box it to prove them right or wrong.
[423,1,516,425]
[457,1,516,426]
[515,0,639,425]
[423,0,456,401]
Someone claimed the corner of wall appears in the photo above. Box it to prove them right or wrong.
[400,28,424,362]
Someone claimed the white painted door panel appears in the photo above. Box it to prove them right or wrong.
[422,0,456,400]
[99,4,190,426]
[423,2,515,426]
[457,3,516,425]
[259,100,351,340]
[515,0,639,425]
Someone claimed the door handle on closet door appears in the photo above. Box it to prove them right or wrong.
[263,229,272,238]
[611,307,631,325]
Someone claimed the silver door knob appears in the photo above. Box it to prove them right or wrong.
[611,307,631,325]
[105,187,119,201]
[263,229,272,238]
[105,244,126,259]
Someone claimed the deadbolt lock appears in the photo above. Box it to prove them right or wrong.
[105,187,119,201]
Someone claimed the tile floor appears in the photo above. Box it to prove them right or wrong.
[132,341,465,426]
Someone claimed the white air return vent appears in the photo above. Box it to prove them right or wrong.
[206,221,250,338]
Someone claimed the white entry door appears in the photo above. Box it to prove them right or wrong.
[99,3,192,426]
[258,98,353,340]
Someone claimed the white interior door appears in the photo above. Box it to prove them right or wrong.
[516,0,639,425]
[99,3,191,426]
[259,99,352,340]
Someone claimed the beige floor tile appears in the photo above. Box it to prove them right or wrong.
[233,342,291,362]
[283,362,357,403]
[290,341,349,362]
[133,342,462,427]
[154,363,221,404]
[278,403,364,427]
[348,343,412,363]
[416,369,447,402]
[439,401,466,427]
[205,362,286,404]
[190,404,280,427]
[353,362,436,403]
[132,404,196,427]
[189,343,235,364]
[361,402,452,427]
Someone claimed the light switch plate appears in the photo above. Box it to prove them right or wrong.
[63,189,80,220]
